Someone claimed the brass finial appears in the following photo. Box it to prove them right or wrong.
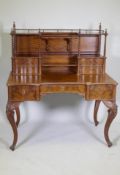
[105,29,108,35]
[13,22,16,31]
[99,22,101,31]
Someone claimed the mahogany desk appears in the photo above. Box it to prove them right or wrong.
[6,23,118,150]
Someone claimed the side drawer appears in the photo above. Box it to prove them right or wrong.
[85,84,116,100]
[79,58,105,74]
[79,65,104,74]
[8,85,39,101]
[12,57,39,75]
[40,84,85,94]
[79,58,105,65]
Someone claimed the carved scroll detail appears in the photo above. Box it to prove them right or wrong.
[6,102,20,151]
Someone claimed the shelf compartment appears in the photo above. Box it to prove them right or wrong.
[42,64,77,67]
[42,55,77,65]
[42,66,77,74]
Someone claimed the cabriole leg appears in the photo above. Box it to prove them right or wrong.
[103,101,117,147]
[15,104,20,127]
[94,100,101,126]
[6,102,20,151]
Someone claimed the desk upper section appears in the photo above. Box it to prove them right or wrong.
[10,23,108,77]
[11,23,107,57]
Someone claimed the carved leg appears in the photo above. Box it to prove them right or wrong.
[103,101,117,147]
[15,104,20,127]
[94,100,101,126]
[6,102,20,151]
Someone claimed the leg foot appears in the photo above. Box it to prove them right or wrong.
[95,121,99,126]
[10,145,15,151]
[108,142,112,147]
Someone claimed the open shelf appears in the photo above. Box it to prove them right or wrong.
[42,64,77,67]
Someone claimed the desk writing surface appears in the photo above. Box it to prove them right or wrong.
[7,73,117,85]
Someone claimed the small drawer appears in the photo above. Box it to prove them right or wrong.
[8,85,39,101]
[40,85,62,93]
[40,84,85,94]
[63,85,85,94]
[79,58,105,65]
[79,65,103,74]
[12,57,39,75]
[86,84,116,100]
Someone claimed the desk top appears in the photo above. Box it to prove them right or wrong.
[7,73,117,86]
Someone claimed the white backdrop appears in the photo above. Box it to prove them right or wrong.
[0,0,120,123]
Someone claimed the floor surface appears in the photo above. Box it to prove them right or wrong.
[0,118,120,175]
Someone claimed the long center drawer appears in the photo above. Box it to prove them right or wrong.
[40,84,85,94]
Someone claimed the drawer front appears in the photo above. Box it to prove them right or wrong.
[8,86,39,101]
[12,57,39,75]
[86,84,116,100]
[40,84,85,94]
[79,65,104,74]
[79,58,105,65]
[79,58,105,74]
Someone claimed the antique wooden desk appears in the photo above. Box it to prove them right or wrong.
[6,23,118,150]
